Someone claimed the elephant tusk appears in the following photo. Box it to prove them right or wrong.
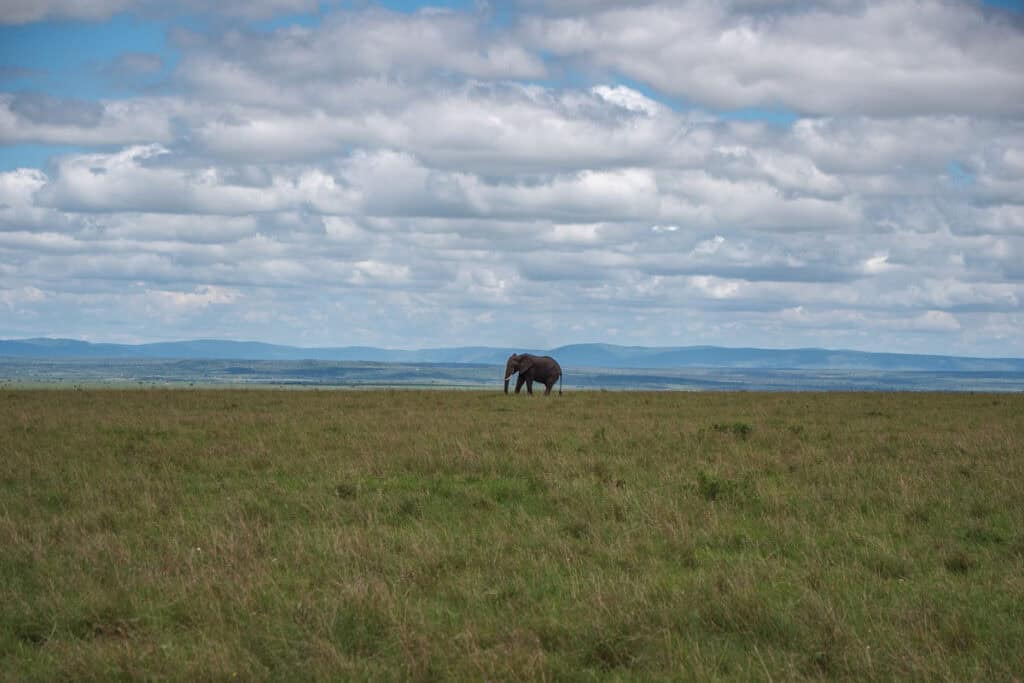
[504,373,516,381]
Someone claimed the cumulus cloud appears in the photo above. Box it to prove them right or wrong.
[0,168,47,206]
[0,0,317,24]
[659,170,862,231]
[177,8,545,104]
[521,0,1024,116]
[146,285,240,313]
[35,145,358,215]
[0,94,178,146]
[0,285,46,308]
[0,0,135,24]
[8,93,104,127]
[907,310,962,332]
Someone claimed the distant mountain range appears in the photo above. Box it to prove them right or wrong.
[3,338,1024,372]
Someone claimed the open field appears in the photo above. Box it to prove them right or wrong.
[2,389,1023,680]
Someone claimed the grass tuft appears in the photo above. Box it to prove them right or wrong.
[944,551,977,574]
[697,469,733,502]
[711,421,754,439]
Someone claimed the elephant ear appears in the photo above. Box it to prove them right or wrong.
[518,356,534,373]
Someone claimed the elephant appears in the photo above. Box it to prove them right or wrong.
[504,353,563,396]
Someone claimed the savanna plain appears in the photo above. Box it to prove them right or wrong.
[2,389,1023,681]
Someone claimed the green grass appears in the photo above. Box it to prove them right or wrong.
[2,389,1023,680]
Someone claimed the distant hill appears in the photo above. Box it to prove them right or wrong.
[549,343,1024,372]
[2,338,1023,372]
[0,338,526,364]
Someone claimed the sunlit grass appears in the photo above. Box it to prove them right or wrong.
[2,389,1023,680]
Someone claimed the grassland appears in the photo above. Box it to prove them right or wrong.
[2,389,1023,681]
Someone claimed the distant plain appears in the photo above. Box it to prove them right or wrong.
[3,357,1024,392]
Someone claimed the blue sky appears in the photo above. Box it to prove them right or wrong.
[0,14,171,97]
[1,0,1023,355]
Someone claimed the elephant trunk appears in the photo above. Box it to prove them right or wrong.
[504,361,515,394]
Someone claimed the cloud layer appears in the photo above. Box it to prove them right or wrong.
[1,1,1022,355]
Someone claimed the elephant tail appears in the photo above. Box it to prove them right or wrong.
[559,372,563,396]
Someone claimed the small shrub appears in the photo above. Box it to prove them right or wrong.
[589,460,611,482]
[11,614,50,647]
[584,628,641,671]
[396,498,422,520]
[331,604,389,656]
[697,470,733,502]
[564,521,590,540]
[944,552,976,574]
[939,614,975,652]
[711,422,753,440]
[865,553,910,580]
[905,504,934,524]
[334,483,357,498]
[963,525,1005,546]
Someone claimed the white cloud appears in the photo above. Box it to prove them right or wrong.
[0,285,46,308]
[688,275,743,299]
[1,0,319,24]
[0,0,134,24]
[322,216,368,243]
[907,310,961,332]
[187,82,693,173]
[862,254,892,275]
[546,223,603,244]
[904,279,1020,311]
[591,85,663,116]
[146,285,240,313]
[96,213,258,243]
[0,95,178,146]
[658,170,862,231]
[349,260,411,286]
[522,1,1024,116]
[691,235,724,256]
[36,145,360,215]
[777,306,965,335]
[712,144,844,198]
[178,8,545,102]
[0,168,47,210]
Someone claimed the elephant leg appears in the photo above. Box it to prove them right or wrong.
[544,382,552,396]
[526,378,534,394]
[515,375,526,394]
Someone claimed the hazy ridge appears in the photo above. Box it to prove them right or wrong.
[2,337,1024,372]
